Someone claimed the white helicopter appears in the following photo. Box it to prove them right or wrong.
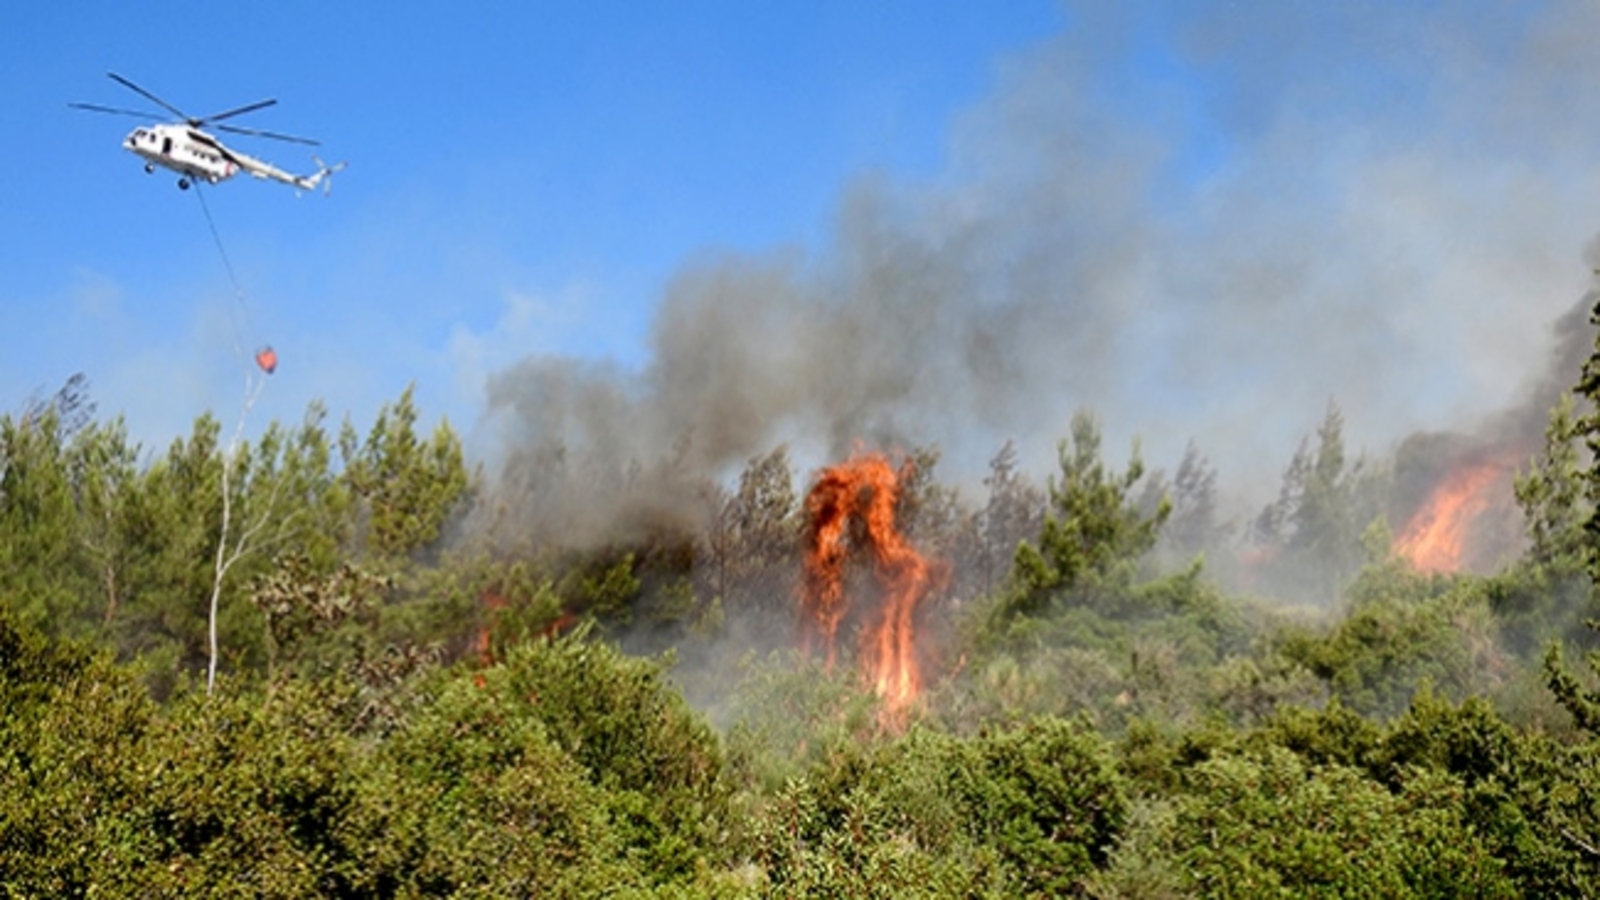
[71,72,344,193]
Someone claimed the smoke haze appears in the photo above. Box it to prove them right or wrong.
[481,2,1600,539]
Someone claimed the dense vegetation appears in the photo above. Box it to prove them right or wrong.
[7,299,1600,896]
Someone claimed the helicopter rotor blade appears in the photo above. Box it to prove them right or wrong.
[85,74,326,149]
[68,102,158,119]
[202,98,278,124]
[214,123,321,146]
[106,72,189,122]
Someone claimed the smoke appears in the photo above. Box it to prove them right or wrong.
[480,2,1600,543]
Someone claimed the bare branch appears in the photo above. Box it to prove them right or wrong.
[1563,827,1600,859]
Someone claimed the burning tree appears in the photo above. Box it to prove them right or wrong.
[1394,452,1521,574]
[800,451,947,723]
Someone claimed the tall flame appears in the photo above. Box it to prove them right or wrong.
[1395,461,1507,573]
[801,452,944,723]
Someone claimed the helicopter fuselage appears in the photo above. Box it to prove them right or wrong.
[123,123,239,187]
[121,122,338,192]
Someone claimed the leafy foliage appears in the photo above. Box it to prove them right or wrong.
[339,384,470,562]
[1000,411,1170,621]
[14,352,1600,895]
[752,717,1126,897]
[1165,748,1515,897]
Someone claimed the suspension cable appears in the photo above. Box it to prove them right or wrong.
[193,184,260,367]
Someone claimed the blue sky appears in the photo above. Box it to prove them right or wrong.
[7,2,1600,503]
[3,2,1062,446]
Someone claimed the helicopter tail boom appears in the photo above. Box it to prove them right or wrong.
[231,151,345,195]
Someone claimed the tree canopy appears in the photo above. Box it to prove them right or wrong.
[7,330,1600,895]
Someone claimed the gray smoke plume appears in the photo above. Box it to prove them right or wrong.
[481,2,1600,546]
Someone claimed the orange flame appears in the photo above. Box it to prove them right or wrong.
[801,452,946,724]
[1395,461,1506,573]
[476,590,510,665]
[476,589,578,668]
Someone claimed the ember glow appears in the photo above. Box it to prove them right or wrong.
[1395,461,1509,573]
[801,452,944,722]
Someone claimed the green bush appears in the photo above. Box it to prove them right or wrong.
[1374,690,1600,894]
[334,667,636,896]
[753,717,1127,897]
[488,627,733,881]
[1168,747,1514,898]
[0,654,358,895]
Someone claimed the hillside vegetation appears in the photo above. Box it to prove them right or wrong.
[8,304,1600,896]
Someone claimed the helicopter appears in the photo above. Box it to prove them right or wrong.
[71,72,343,193]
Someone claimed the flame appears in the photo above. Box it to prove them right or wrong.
[476,590,510,665]
[475,590,577,668]
[801,452,945,724]
[1395,461,1507,573]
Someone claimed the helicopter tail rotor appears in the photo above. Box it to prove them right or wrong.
[305,156,347,196]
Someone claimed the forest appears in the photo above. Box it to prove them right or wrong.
[6,302,1600,898]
